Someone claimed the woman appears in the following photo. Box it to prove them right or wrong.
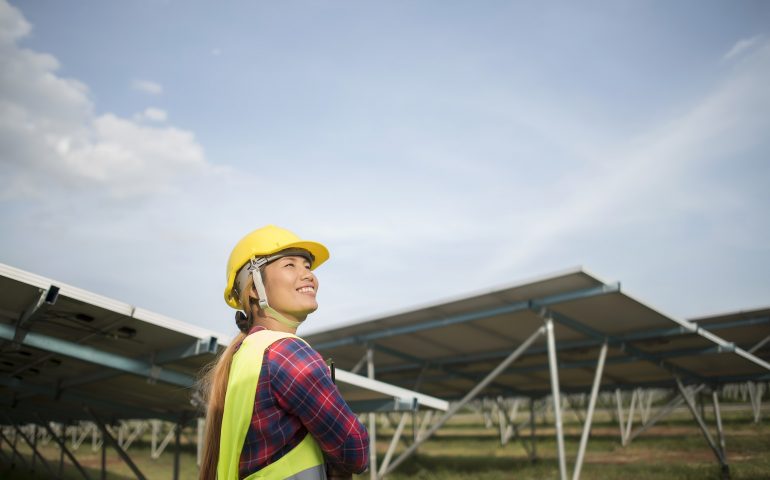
[199,225,369,479]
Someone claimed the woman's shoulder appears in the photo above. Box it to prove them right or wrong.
[265,335,322,363]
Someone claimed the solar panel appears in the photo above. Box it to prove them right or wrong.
[0,262,445,428]
[305,268,770,399]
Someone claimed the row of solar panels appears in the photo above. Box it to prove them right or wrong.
[1,262,768,425]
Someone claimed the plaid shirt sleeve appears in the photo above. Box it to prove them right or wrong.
[267,338,370,474]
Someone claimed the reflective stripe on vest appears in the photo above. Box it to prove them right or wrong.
[218,330,325,480]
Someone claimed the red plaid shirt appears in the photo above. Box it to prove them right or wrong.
[236,326,369,478]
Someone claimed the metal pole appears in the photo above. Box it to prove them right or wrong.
[0,427,30,471]
[101,428,106,480]
[573,340,608,480]
[712,390,726,454]
[30,424,36,472]
[377,412,409,479]
[615,389,626,445]
[367,346,378,480]
[173,421,182,480]
[628,384,707,443]
[545,318,568,480]
[385,326,546,476]
[675,378,729,478]
[37,418,93,480]
[530,398,537,462]
[59,422,65,477]
[9,420,57,478]
[86,408,148,480]
[197,418,204,467]
[624,389,638,445]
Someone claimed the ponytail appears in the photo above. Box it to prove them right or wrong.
[198,331,246,480]
[199,283,256,479]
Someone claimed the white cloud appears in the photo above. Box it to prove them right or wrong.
[0,1,209,199]
[134,107,168,122]
[131,79,163,95]
[723,35,763,61]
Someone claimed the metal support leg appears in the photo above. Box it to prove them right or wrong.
[87,408,148,480]
[9,421,57,478]
[384,326,546,476]
[37,417,93,480]
[713,391,726,454]
[640,389,654,425]
[197,418,204,467]
[173,421,182,480]
[624,389,638,446]
[573,340,608,480]
[59,422,66,477]
[615,389,625,444]
[0,427,29,471]
[545,318,568,480]
[416,410,433,442]
[30,424,36,472]
[101,428,106,480]
[497,399,533,458]
[377,412,409,479]
[747,382,763,424]
[675,378,729,479]
[530,397,537,462]
[366,346,378,480]
[628,384,707,443]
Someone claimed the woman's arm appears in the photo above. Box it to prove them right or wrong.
[268,338,369,474]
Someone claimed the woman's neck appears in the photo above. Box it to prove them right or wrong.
[251,309,299,334]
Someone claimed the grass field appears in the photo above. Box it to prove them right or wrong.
[2,404,768,479]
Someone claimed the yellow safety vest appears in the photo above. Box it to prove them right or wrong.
[218,330,326,480]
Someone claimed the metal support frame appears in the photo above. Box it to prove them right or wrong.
[675,378,730,479]
[383,325,546,476]
[496,397,536,458]
[37,417,92,480]
[544,317,568,480]
[151,420,178,459]
[530,398,538,462]
[712,391,726,454]
[10,285,59,345]
[628,384,707,443]
[8,419,57,478]
[573,340,608,480]
[377,412,410,479]
[0,324,195,388]
[173,419,182,480]
[316,283,619,351]
[615,389,639,447]
[86,408,147,480]
[366,346,377,480]
[197,418,204,467]
[416,410,433,442]
[0,427,31,471]
[625,318,770,444]
[747,382,764,423]
[373,315,770,378]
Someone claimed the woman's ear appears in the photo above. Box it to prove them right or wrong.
[248,283,259,301]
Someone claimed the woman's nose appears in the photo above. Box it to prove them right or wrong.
[301,268,314,281]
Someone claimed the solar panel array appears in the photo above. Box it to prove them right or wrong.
[305,268,770,399]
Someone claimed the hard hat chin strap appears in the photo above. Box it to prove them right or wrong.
[247,258,303,329]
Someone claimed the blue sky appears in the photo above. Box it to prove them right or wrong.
[1,0,768,338]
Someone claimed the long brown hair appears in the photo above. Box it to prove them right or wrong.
[198,289,253,479]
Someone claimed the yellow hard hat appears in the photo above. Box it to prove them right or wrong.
[224,225,329,309]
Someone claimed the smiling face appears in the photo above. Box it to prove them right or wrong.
[261,255,319,323]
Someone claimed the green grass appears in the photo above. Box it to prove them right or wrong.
[2,405,768,479]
